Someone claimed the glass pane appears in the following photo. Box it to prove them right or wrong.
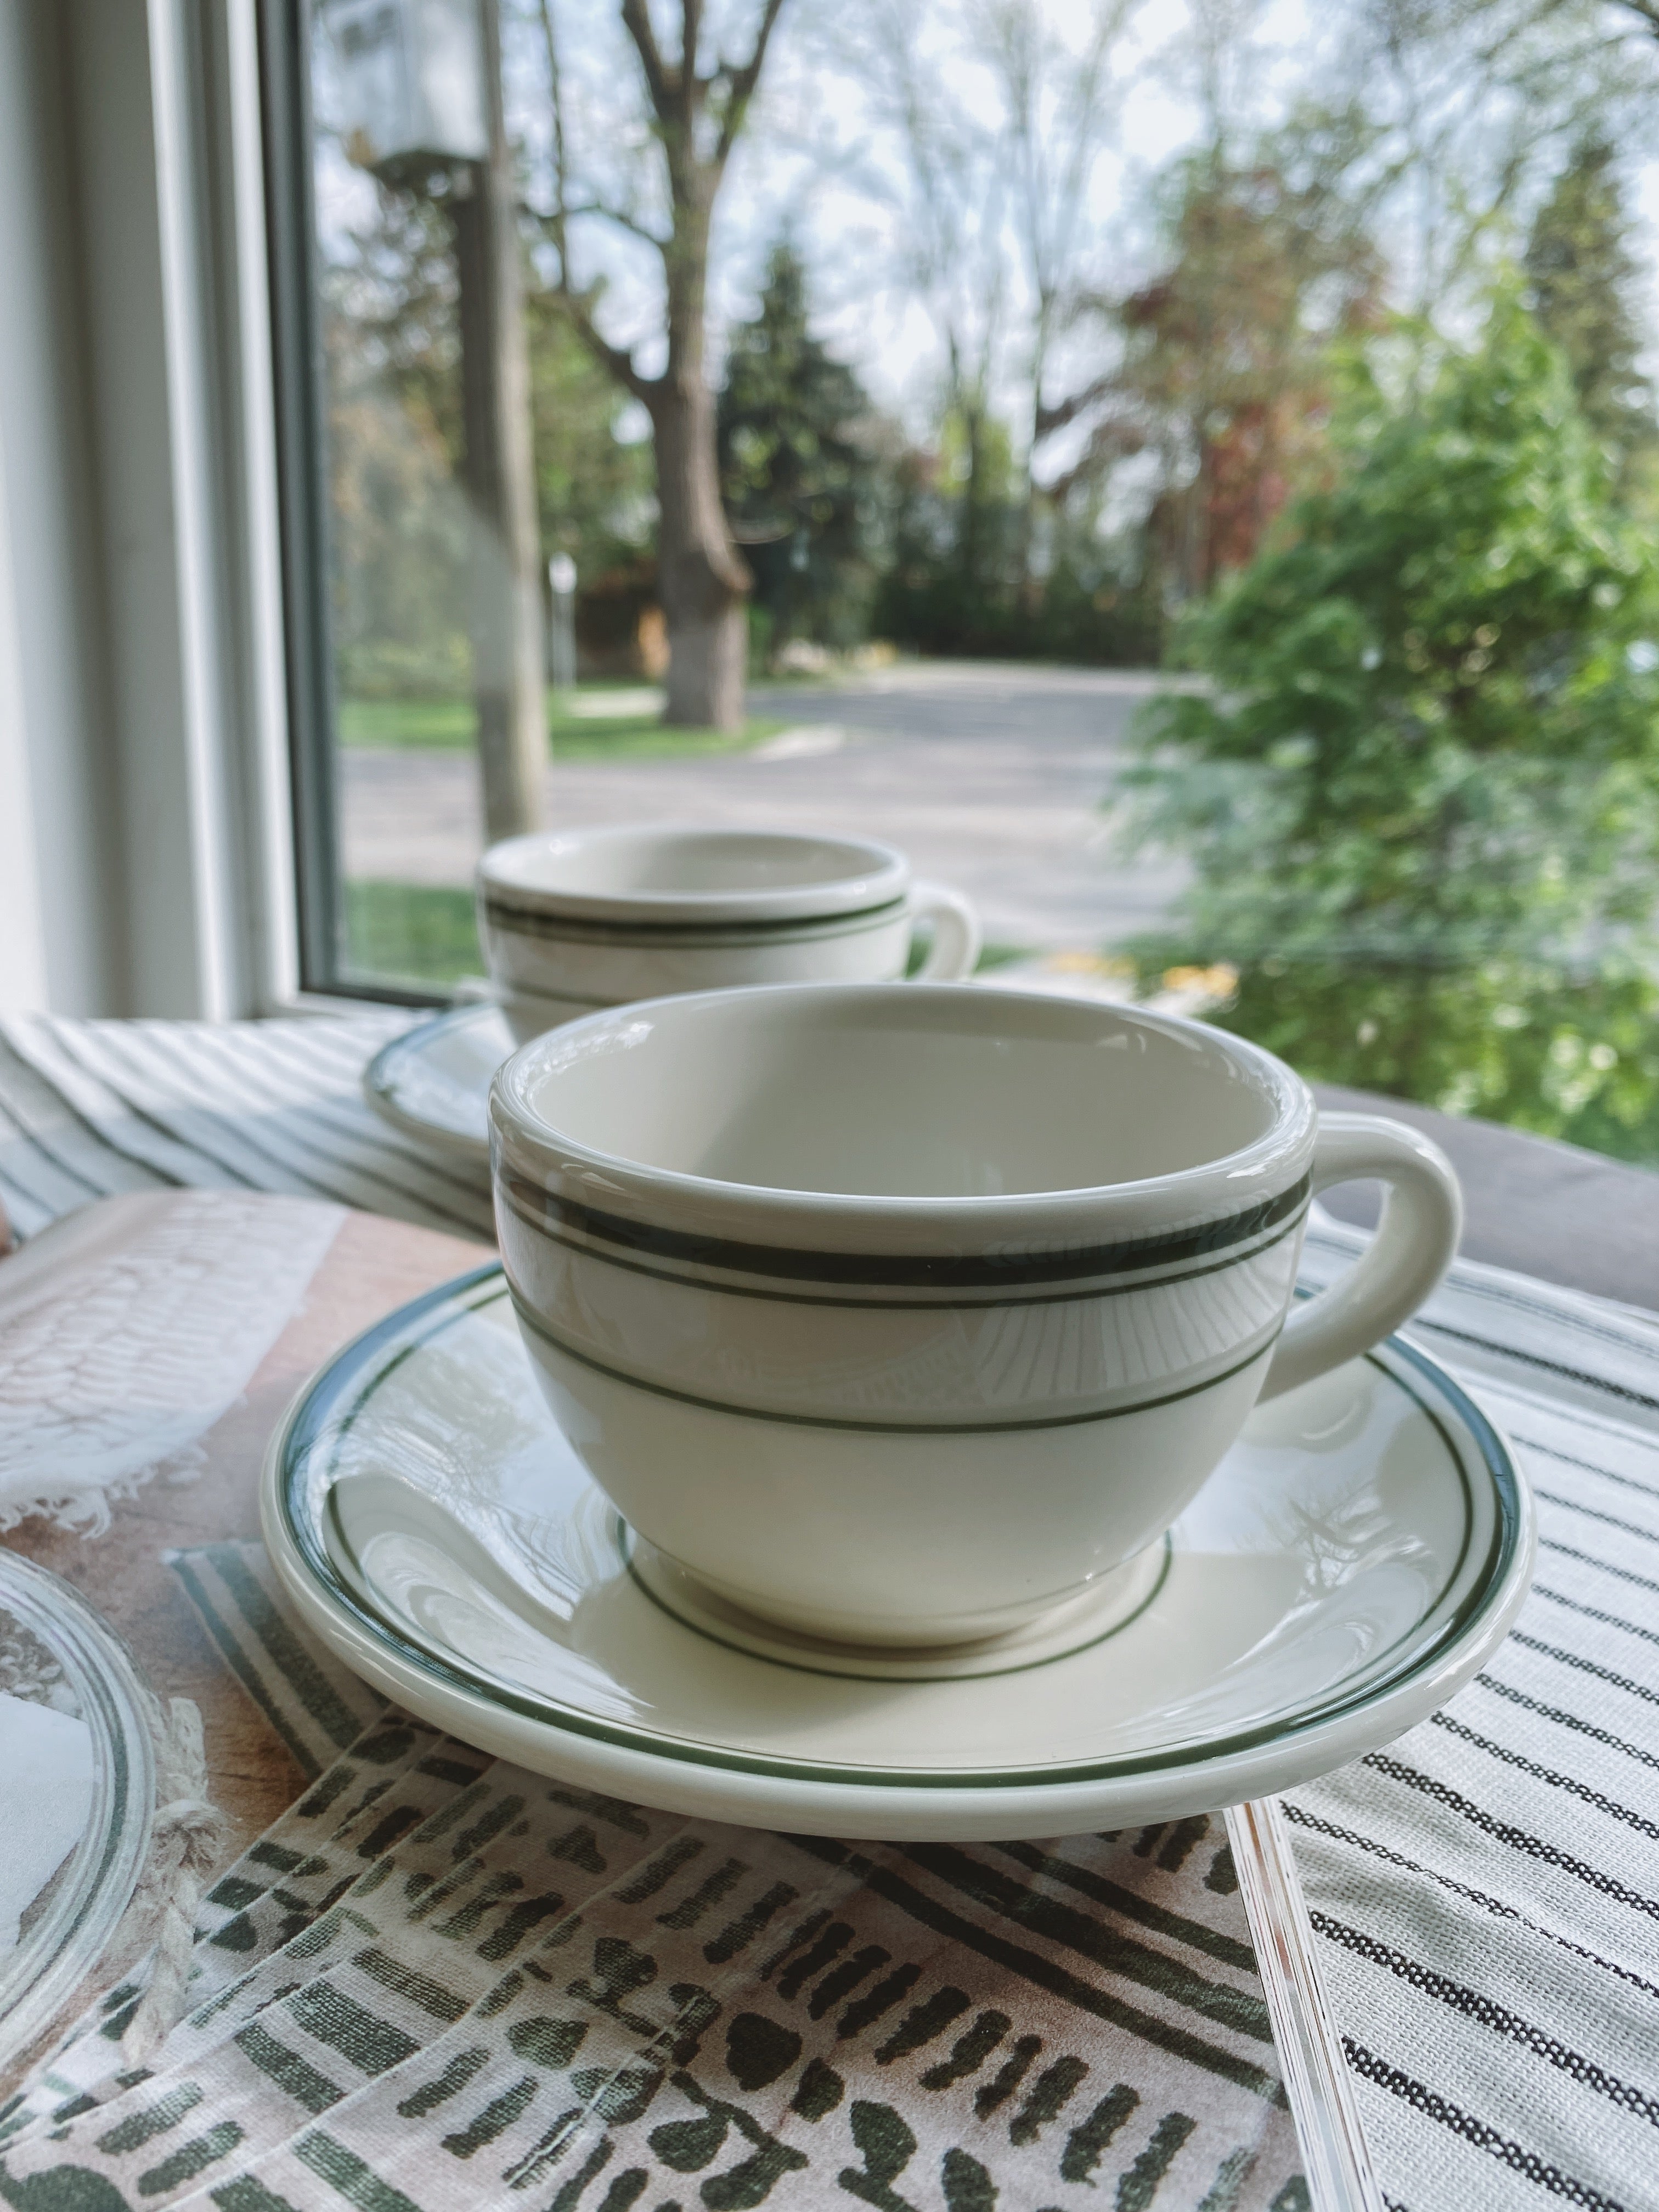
[308,4,479,993]
[280,0,1659,1165]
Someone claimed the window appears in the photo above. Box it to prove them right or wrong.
[263,0,1659,1167]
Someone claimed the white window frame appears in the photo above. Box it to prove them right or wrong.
[0,0,392,1020]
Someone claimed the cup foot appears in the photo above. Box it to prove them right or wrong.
[625,1538,1172,1681]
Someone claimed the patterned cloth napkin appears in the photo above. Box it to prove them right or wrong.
[0,1192,343,1533]
[0,1549,1306,2212]
[5,1148,1659,2210]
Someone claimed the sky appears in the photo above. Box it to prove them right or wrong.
[315,0,1659,455]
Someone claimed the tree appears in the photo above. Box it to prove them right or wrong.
[977,0,1128,583]
[317,169,653,699]
[544,0,791,730]
[716,242,882,653]
[1124,285,1659,1158]
[524,291,656,585]
[320,190,472,701]
[321,0,545,839]
[1524,136,1655,486]
[869,413,1025,656]
[1048,107,1386,606]
[1346,0,1659,319]
[840,2,1009,598]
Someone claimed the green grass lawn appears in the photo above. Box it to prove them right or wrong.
[343,882,482,989]
[337,688,785,759]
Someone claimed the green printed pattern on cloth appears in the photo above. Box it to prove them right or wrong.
[0,1554,1304,2212]
[162,1543,387,1781]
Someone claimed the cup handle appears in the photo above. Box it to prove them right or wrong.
[1259,1111,1463,1402]
[909,882,982,980]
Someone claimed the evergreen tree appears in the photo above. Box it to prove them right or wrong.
[1524,138,1655,483]
[718,244,882,654]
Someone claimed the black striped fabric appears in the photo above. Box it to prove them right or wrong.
[2,1014,1656,2209]
[0,1014,494,1246]
[1287,1226,1659,2212]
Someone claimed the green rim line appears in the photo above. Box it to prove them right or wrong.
[275,1263,1518,1793]
[510,1292,1280,1436]
[481,894,909,945]
[498,1186,1310,1313]
[488,983,622,1012]
[494,1172,1316,1294]
[622,1539,1176,1686]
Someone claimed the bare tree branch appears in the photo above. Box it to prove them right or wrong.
[713,0,788,169]
[683,0,706,124]
[1046,415,1149,503]
[1036,372,1121,443]
[560,196,672,250]
[555,284,659,403]
[620,0,675,121]
[537,0,568,270]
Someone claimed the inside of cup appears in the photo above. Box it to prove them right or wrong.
[520,990,1285,1197]
[488,828,896,903]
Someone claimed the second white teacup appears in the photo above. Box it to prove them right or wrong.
[478,824,980,1043]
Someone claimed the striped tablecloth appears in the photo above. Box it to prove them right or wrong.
[2,1011,1658,2212]
[0,1013,494,1247]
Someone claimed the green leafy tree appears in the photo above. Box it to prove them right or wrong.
[321,186,470,699]
[716,242,883,655]
[870,402,1025,656]
[525,289,655,584]
[1524,136,1655,489]
[1125,285,1659,1160]
[1048,105,1386,607]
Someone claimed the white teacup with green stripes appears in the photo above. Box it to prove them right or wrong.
[478,824,980,1044]
[492,982,1463,1653]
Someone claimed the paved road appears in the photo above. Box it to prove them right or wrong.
[340,662,1187,951]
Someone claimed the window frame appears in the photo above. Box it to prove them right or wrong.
[256,0,453,1011]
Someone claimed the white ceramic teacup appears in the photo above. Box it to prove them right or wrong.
[478,824,980,1043]
[492,983,1462,1650]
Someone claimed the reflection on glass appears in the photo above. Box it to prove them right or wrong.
[291,1,1659,1164]
[1124,285,1659,1164]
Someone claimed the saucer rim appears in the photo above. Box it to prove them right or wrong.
[0,1552,157,2068]
[362,1006,499,1167]
[264,1263,1533,1805]
[476,823,911,928]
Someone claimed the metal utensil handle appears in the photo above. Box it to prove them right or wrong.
[1226,1797,1386,2212]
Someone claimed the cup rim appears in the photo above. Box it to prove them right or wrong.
[477,823,911,927]
[490,982,1316,1257]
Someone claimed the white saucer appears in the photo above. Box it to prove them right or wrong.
[363,1003,509,1167]
[263,1266,1534,1842]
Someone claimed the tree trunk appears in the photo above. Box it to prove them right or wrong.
[651,374,750,729]
[957,397,990,592]
[1021,319,1049,591]
[453,0,545,843]
[562,0,789,725]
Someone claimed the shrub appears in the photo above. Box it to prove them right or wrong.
[1124,285,1659,1159]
